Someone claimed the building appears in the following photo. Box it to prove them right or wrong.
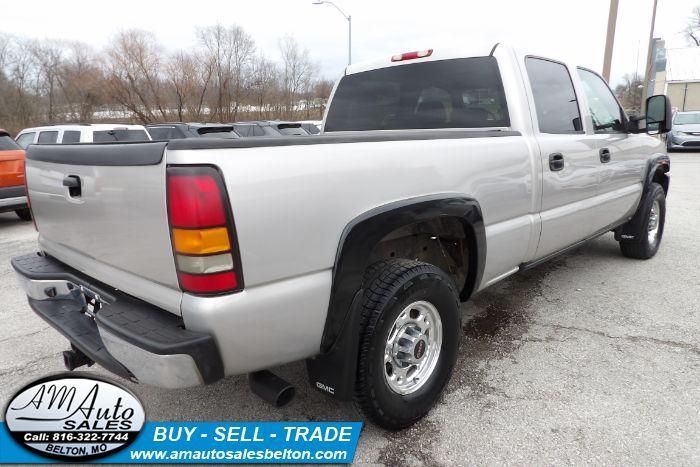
[649,40,700,112]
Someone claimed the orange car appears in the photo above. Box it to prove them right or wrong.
[0,129,31,220]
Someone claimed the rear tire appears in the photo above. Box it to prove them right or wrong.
[15,208,32,221]
[619,182,665,259]
[354,259,460,430]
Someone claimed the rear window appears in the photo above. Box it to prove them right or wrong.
[61,131,81,144]
[324,57,509,132]
[93,129,150,143]
[38,131,59,144]
[0,135,21,150]
[196,127,239,139]
[148,126,185,140]
[276,125,308,136]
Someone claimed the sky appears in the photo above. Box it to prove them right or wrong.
[1,0,698,85]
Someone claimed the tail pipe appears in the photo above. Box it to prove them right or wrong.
[63,345,94,371]
[249,370,295,407]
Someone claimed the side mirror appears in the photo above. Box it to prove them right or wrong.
[645,95,672,135]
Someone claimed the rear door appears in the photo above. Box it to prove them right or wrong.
[576,68,646,229]
[524,57,601,259]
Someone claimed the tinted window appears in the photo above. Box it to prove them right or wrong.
[61,131,81,144]
[93,130,149,142]
[196,127,239,138]
[577,68,625,133]
[252,125,266,136]
[0,135,21,150]
[277,125,308,136]
[525,58,582,134]
[325,57,509,132]
[233,125,251,137]
[16,133,35,149]
[148,126,185,140]
[38,131,59,144]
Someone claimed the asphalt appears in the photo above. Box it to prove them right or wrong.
[1,153,698,465]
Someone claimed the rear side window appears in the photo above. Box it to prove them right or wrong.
[38,131,59,144]
[61,131,81,144]
[325,56,509,132]
[525,57,582,134]
[16,133,35,149]
[0,135,21,150]
[93,129,149,142]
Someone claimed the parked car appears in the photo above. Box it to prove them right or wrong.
[146,123,240,140]
[15,124,151,148]
[0,129,30,220]
[666,111,700,151]
[232,121,309,137]
[297,120,322,135]
[13,44,672,430]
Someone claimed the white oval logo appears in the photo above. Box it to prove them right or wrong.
[5,373,145,461]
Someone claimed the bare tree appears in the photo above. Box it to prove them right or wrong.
[104,30,168,123]
[279,35,316,118]
[684,6,700,46]
[166,52,213,121]
[29,40,65,122]
[198,24,255,122]
[56,42,104,122]
[249,54,279,119]
[615,73,644,114]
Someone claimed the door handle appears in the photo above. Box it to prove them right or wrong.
[62,175,81,197]
[548,153,565,171]
[599,148,611,163]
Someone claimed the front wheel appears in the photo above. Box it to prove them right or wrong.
[619,182,666,259]
[354,259,460,430]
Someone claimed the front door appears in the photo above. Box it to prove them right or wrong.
[576,68,647,230]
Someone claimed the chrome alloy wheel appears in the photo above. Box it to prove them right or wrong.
[383,300,443,395]
[648,200,660,244]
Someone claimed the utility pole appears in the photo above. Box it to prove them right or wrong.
[642,0,659,101]
[602,0,619,82]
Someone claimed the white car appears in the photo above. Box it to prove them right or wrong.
[15,124,151,148]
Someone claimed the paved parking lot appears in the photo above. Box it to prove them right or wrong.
[1,153,698,465]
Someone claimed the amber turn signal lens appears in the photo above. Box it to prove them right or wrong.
[172,227,231,255]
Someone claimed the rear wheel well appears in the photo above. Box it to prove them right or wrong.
[366,217,470,298]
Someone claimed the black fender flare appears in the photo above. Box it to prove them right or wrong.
[306,194,485,400]
[616,154,670,242]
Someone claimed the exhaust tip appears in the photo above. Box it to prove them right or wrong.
[249,370,296,407]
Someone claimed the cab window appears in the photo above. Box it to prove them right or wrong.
[577,68,626,133]
[37,131,59,144]
[525,57,582,134]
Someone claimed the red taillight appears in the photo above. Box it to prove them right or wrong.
[391,49,433,62]
[168,174,226,228]
[179,271,238,294]
[167,166,243,295]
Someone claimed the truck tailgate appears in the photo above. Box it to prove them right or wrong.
[24,142,182,315]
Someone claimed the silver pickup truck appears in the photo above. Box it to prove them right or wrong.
[13,44,672,430]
